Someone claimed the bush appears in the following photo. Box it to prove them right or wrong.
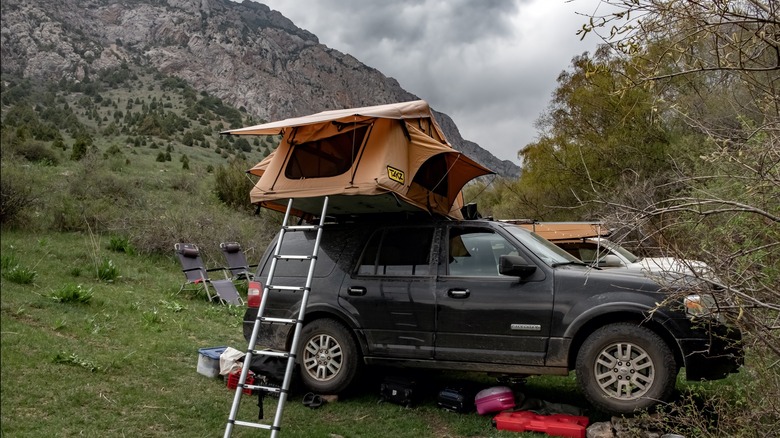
[3,265,37,284]
[14,140,59,165]
[0,166,38,226]
[52,351,100,371]
[214,159,253,211]
[70,137,90,161]
[128,201,276,256]
[107,236,134,254]
[1,252,18,273]
[95,258,119,282]
[47,159,143,232]
[50,284,94,304]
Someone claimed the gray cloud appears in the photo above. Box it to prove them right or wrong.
[257,0,604,163]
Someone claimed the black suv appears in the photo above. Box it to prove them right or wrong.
[244,216,742,414]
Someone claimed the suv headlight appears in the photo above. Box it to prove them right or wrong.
[684,293,724,322]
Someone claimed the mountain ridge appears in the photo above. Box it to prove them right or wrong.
[0,0,520,178]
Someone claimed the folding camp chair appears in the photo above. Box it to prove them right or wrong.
[174,243,244,306]
[219,242,257,281]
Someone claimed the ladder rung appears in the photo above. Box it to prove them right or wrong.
[245,384,282,394]
[275,254,314,261]
[267,285,305,292]
[284,224,319,231]
[251,349,290,358]
[260,316,297,325]
[232,420,273,430]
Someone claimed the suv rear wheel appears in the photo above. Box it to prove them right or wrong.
[576,323,677,413]
[298,318,360,393]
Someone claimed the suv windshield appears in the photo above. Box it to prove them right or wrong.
[503,225,581,266]
[600,239,640,263]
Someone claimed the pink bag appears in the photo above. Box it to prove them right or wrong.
[475,386,515,415]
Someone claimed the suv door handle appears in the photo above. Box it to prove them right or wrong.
[447,289,470,299]
[347,286,367,296]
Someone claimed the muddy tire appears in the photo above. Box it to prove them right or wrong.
[576,323,677,413]
[298,319,360,393]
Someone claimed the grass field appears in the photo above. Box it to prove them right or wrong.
[0,229,583,437]
[1,229,757,437]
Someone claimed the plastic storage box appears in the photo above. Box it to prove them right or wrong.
[475,386,515,415]
[197,346,226,378]
[492,411,590,438]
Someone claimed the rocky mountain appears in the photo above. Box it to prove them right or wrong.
[0,0,519,178]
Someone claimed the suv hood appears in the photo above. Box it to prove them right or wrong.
[631,257,717,280]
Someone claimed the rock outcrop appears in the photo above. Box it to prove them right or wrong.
[0,0,520,177]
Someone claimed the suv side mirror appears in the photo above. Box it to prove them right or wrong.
[499,255,537,278]
[598,254,624,267]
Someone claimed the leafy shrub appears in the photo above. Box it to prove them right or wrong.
[50,284,93,304]
[0,166,38,226]
[107,236,134,254]
[3,265,37,284]
[14,140,60,165]
[46,158,144,232]
[142,308,163,330]
[70,136,90,161]
[1,252,18,273]
[128,201,275,256]
[53,352,100,372]
[214,159,253,210]
[95,258,119,282]
[160,300,185,313]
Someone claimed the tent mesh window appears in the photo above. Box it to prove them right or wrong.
[412,154,449,196]
[285,125,369,179]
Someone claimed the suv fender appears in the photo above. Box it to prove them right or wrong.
[283,304,370,356]
[548,302,683,370]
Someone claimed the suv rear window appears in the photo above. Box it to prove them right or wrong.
[357,227,433,276]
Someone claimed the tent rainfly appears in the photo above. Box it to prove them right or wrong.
[222,100,494,219]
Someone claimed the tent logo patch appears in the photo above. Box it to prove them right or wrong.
[387,166,405,184]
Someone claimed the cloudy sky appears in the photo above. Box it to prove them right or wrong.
[257,0,609,164]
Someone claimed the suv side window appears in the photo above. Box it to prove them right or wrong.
[357,227,433,276]
[447,227,518,277]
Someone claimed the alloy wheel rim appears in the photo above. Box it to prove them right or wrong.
[594,341,655,400]
[303,333,343,382]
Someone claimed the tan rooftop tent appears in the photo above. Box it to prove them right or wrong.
[501,220,611,241]
[222,100,494,219]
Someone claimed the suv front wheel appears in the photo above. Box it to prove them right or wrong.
[576,323,677,413]
[298,318,360,393]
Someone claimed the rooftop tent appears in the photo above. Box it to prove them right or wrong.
[502,220,612,242]
[222,100,494,219]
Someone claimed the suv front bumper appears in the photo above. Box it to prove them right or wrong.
[680,324,743,381]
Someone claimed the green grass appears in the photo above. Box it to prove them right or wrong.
[0,230,541,437]
[2,229,760,437]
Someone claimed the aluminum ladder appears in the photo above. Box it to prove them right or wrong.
[224,197,328,437]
